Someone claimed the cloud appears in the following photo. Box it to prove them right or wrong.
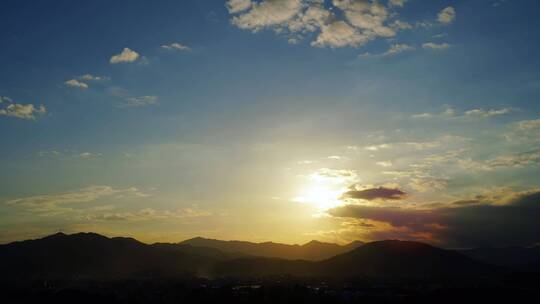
[485,149,540,169]
[503,118,540,143]
[388,0,406,7]
[342,186,407,201]
[79,74,109,81]
[0,96,13,103]
[161,42,191,51]
[329,190,540,247]
[64,74,108,89]
[412,106,455,118]
[517,118,540,130]
[422,42,451,50]
[365,143,392,151]
[437,6,455,24]
[359,43,414,58]
[231,0,303,31]
[464,108,512,118]
[110,48,140,64]
[65,79,88,89]
[312,20,370,48]
[5,186,148,216]
[89,207,212,222]
[120,96,159,108]
[226,0,253,13]
[38,150,102,159]
[226,0,421,48]
[376,161,393,167]
[309,168,358,183]
[78,152,102,159]
[411,107,512,119]
[0,97,46,120]
[390,20,412,30]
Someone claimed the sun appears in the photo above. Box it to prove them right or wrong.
[293,183,345,211]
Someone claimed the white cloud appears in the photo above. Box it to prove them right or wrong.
[360,43,414,58]
[287,4,331,33]
[412,106,455,118]
[422,42,451,50]
[231,0,303,31]
[517,118,540,130]
[389,0,406,7]
[336,0,395,38]
[6,186,148,215]
[161,42,191,51]
[0,97,46,120]
[79,152,102,159]
[438,6,455,24]
[376,161,393,167]
[110,48,140,64]
[80,74,109,81]
[39,150,102,159]
[226,0,253,13]
[65,79,88,89]
[464,108,512,118]
[365,143,392,151]
[227,0,419,49]
[313,20,370,48]
[390,20,412,30]
[121,95,159,108]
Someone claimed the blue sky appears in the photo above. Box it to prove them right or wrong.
[1,0,540,247]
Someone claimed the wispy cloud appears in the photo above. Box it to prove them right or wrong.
[360,43,414,58]
[161,42,191,51]
[120,95,159,108]
[422,42,451,50]
[412,107,511,119]
[5,186,149,216]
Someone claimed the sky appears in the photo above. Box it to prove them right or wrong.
[1,0,539,248]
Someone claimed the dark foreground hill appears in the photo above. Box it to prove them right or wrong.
[214,240,495,278]
[181,237,364,261]
[0,233,501,281]
[0,232,229,280]
[460,245,540,271]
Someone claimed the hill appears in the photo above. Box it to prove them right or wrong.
[180,237,363,261]
[0,232,227,280]
[214,240,496,278]
[460,246,540,271]
[0,234,504,280]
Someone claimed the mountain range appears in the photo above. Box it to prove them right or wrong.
[180,236,364,261]
[1,232,538,281]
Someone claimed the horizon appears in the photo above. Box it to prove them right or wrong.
[2,230,535,251]
[1,0,540,249]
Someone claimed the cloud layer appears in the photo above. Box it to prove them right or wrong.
[226,0,452,49]
[330,190,540,247]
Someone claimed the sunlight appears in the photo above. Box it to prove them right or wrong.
[293,183,345,211]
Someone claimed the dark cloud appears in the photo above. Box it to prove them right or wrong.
[329,191,540,248]
[342,187,407,201]
[451,199,482,206]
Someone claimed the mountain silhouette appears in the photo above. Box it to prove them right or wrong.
[0,232,227,280]
[460,245,540,271]
[180,237,363,261]
[214,240,496,278]
[0,233,507,280]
